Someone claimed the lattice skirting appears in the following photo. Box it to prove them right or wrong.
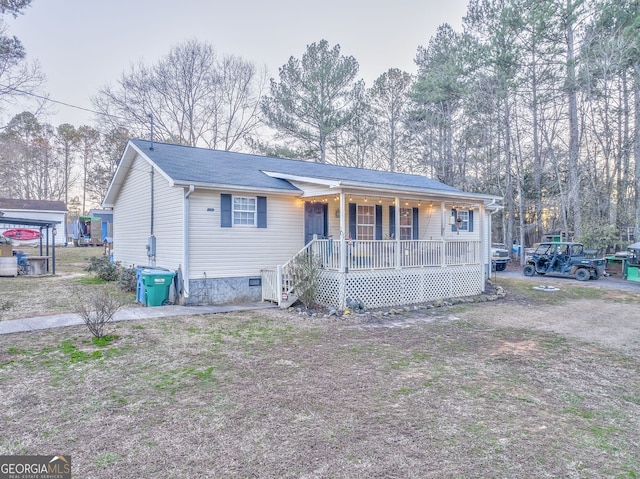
[316,266,483,309]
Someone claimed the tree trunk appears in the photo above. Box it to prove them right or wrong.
[531,46,543,243]
[566,0,582,239]
[504,96,514,251]
[618,73,631,231]
[634,65,640,241]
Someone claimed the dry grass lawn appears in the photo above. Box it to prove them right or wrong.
[0,245,136,320]
[1,249,640,477]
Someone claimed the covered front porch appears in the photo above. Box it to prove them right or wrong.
[262,189,498,309]
[262,238,484,309]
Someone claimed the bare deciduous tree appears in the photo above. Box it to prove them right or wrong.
[93,39,265,151]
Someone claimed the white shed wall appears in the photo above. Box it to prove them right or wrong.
[0,210,67,245]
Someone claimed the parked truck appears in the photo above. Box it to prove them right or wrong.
[71,210,112,247]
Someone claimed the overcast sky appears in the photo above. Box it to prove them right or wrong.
[6,0,469,127]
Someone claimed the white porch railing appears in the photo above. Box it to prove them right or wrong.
[311,239,481,270]
[262,239,482,307]
[261,241,318,308]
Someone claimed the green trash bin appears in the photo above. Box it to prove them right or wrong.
[142,269,175,306]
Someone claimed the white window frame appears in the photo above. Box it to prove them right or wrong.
[457,210,470,231]
[357,204,375,240]
[233,196,257,226]
[399,207,413,240]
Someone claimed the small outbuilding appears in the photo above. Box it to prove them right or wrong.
[0,214,61,275]
[0,198,67,246]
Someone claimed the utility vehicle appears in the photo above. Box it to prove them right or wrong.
[523,242,605,281]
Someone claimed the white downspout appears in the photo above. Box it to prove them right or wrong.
[487,201,502,281]
[183,185,195,300]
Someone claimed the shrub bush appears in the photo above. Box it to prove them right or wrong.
[85,255,121,282]
[74,290,122,338]
[119,266,137,292]
[290,252,322,309]
[0,299,11,320]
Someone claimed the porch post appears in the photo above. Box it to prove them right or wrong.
[339,192,346,273]
[276,264,283,307]
[441,201,447,267]
[479,203,487,291]
[395,196,401,269]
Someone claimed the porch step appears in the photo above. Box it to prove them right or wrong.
[279,292,298,309]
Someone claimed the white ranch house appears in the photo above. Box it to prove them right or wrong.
[103,140,503,309]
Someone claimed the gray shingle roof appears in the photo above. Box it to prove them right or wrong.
[131,139,461,194]
[0,198,68,212]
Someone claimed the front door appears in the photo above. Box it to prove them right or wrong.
[304,202,328,244]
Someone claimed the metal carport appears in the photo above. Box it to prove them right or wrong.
[0,214,61,274]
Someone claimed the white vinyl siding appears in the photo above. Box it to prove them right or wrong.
[444,207,480,240]
[112,155,183,269]
[328,203,343,239]
[188,191,303,279]
[422,208,442,240]
[152,175,184,268]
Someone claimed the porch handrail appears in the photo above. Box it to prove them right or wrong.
[444,240,481,265]
[262,238,334,306]
[263,238,483,307]
[309,239,481,270]
[277,239,324,304]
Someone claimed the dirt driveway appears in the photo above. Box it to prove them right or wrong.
[469,267,640,353]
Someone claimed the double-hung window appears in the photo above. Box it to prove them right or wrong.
[456,210,470,231]
[451,209,473,232]
[233,196,256,226]
[357,205,375,240]
[399,207,413,240]
[221,194,267,228]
